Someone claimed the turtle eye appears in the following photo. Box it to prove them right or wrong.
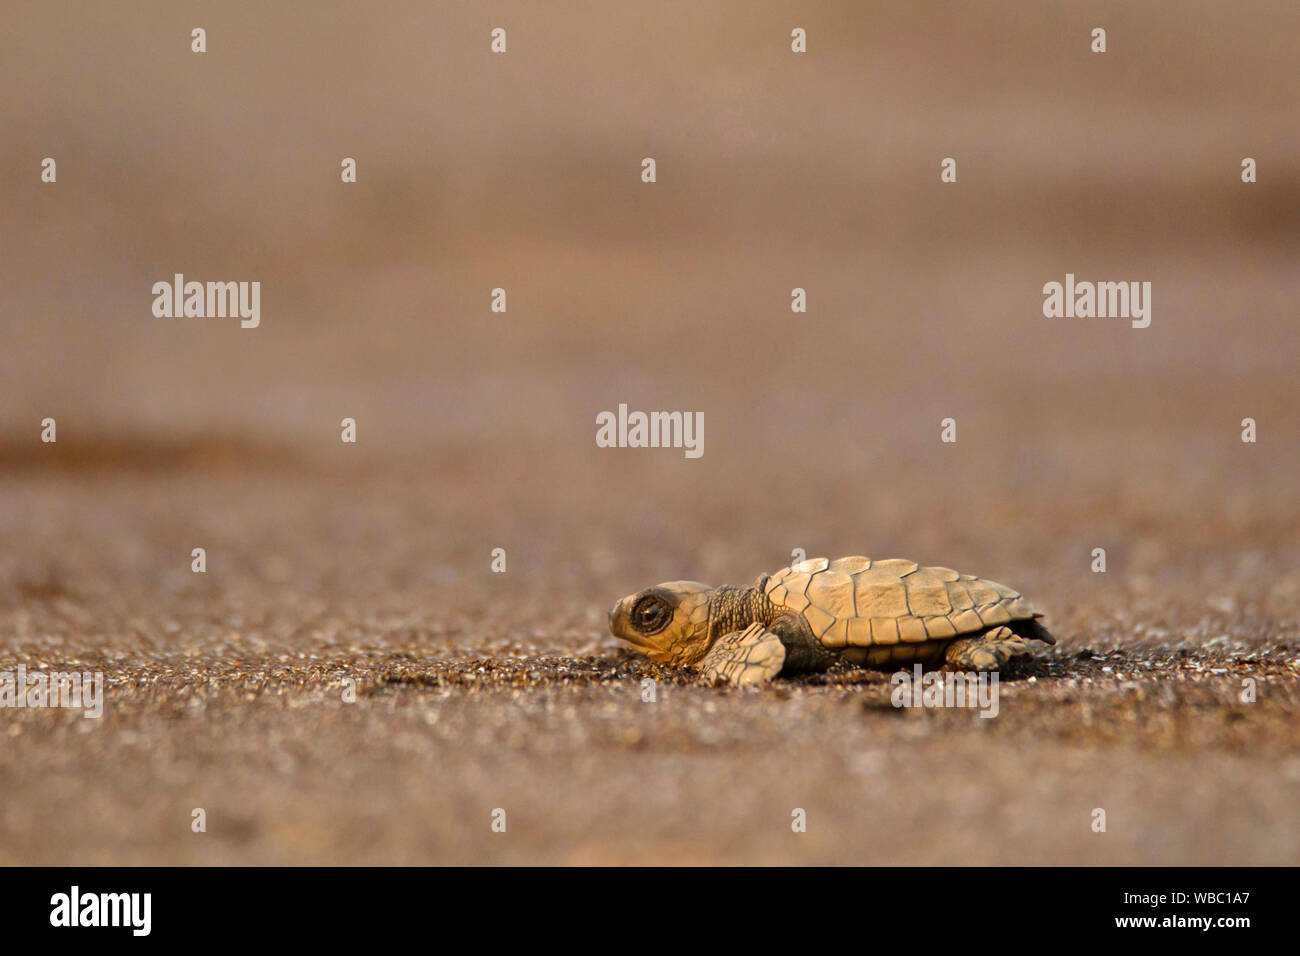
[631,594,671,634]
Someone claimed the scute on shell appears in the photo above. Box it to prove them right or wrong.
[978,603,1012,626]
[897,617,929,643]
[791,557,830,574]
[946,581,976,611]
[852,568,911,618]
[965,580,1002,607]
[828,555,871,575]
[871,558,919,577]
[803,604,838,639]
[870,618,899,644]
[781,571,812,597]
[902,570,953,616]
[823,618,850,648]
[804,570,856,618]
[923,616,957,638]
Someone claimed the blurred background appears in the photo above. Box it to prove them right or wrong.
[1,1,1298,865]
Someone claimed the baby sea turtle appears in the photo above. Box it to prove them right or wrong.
[609,556,1055,687]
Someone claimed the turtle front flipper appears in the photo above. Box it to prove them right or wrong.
[699,623,786,687]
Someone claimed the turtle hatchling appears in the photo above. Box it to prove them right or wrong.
[609,556,1055,687]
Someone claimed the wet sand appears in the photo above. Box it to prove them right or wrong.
[2,459,1297,865]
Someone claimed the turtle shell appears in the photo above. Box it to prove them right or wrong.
[764,556,1039,655]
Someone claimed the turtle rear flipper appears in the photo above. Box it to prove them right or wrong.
[699,623,786,687]
[944,626,1034,671]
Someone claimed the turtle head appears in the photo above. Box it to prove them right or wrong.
[609,581,715,666]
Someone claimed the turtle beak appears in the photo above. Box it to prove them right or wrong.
[608,598,653,651]
[608,600,634,641]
